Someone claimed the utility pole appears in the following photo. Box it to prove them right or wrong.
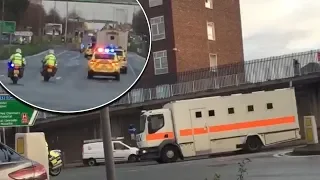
[1,0,5,44]
[100,107,116,180]
[64,1,69,43]
[53,0,56,24]
[52,0,57,40]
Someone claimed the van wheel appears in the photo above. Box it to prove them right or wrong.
[245,136,262,153]
[87,158,96,166]
[160,145,178,163]
[128,154,138,163]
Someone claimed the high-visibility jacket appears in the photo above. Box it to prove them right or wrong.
[43,54,57,66]
[10,53,26,66]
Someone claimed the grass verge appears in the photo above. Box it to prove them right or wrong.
[0,43,57,60]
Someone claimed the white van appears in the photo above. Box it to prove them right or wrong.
[82,137,139,166]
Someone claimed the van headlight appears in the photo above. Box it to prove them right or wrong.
[142,150,147,154]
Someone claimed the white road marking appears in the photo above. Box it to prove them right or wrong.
[128,169,139,172]
[56,51,68,56]
[65,54,81,66]
[128,63,137,77]
[56,77,61,80]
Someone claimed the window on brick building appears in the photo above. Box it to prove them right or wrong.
[153,50,168,75]
[209,54,217,72]
[150,16,166,41]
[207,22,215,40]
[205,0,213,9]
[149,0,163,7]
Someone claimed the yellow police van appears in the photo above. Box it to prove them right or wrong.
[87,47,121,81]
[84,44,93,59]
[114,48,127,74]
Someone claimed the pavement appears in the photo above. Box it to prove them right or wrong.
[292,143,320,156]
[0,49,147,112]
[51,147,320,180]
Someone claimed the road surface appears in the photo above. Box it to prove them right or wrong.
[0,49,146,112]
[52,148,320,180]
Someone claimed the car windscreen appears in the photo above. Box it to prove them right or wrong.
[94,54,115,60]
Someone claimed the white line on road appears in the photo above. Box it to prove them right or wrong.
[128,63,137,77]
[56,50,68,56]
[128,169,139,172]
[56,77,61,80]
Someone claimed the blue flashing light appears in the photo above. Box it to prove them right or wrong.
[7,62,14,69]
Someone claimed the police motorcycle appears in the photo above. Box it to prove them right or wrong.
[41,63,57,82]
[40,54,57,82]
[49,149,63,176]
[7,61,24,84]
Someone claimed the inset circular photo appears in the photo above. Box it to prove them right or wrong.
[0,0,150,113]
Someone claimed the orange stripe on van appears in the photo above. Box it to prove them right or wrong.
[179,116,295,136]
[146,132,174,141]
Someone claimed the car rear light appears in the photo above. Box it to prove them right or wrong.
[8,164,48,180]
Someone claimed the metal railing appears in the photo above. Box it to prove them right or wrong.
[27,49,320,119]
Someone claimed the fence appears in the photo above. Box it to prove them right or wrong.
[22,49,320,119]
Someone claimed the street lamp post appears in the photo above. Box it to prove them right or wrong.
[64,1,69,43]
[1,0,5,43]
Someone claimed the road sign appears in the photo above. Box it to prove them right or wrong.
[0,94,38,127]
[0,21,16,34]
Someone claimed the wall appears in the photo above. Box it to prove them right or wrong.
[295,83,320,139]
[171,0,244,72]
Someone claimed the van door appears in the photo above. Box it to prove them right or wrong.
[189,108,211,155]
[113,142,131,162]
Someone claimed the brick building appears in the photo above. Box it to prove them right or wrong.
[136,0,244,88]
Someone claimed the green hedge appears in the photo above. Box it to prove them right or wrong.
[128,41,148,58]
[0,43,53,60]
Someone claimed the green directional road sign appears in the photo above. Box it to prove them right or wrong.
[0,94,38,127]
[0,21,16,34]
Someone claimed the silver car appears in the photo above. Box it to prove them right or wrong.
[0,142,48,180]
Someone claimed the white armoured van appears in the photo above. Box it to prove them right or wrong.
[136,88,301,163]
[96,30,128,51]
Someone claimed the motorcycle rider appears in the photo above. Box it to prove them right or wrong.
[42,49,58,74]
[8,48,26,77]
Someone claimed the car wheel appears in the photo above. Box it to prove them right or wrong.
[127,154,138,163]
[87,158,96,166]
[115,74,120,81]
[87,72,93,79]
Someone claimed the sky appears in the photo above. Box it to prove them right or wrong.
[241,0,320,60]
[42,1,139,31]
[42,0,320,60]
